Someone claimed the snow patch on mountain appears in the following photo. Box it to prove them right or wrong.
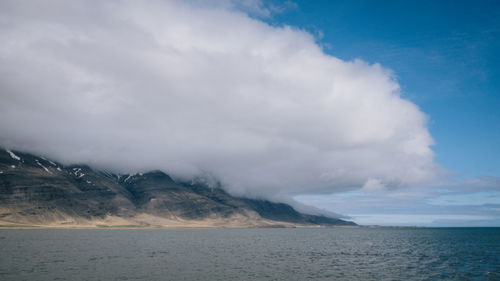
[6,149,20,161]
[36,160,53,174]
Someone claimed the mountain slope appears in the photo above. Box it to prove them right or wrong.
[0,149,355,227]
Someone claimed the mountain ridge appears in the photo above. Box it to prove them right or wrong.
[0,149,355,228]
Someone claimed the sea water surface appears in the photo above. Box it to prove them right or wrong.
[0,227,499,280]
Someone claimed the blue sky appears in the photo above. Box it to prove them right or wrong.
[267,0,500,226]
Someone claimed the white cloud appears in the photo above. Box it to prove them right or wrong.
[362,178,386,193]
[0,0,437,199]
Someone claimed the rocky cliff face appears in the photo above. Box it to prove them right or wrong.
[0,149,355,227]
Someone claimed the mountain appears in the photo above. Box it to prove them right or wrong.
[0,149,355,227]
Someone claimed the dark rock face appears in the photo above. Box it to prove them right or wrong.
[240,199,352,225]
[0,150,136,222]
[0,149,355,226]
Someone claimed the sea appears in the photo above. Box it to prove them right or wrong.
[0,227,498,280]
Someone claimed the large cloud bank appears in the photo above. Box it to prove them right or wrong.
[0,0,436,198]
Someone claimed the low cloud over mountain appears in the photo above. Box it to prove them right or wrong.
[0,0,436,199]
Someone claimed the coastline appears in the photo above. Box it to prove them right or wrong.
[0,223,423,230]
[0,223,361,230]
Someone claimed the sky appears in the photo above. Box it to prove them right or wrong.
[0,0,498,226]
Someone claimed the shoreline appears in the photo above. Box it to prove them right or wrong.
[0,224,424,230]
[2,224,496,229]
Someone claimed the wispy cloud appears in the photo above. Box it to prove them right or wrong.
[295,177,500,225]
